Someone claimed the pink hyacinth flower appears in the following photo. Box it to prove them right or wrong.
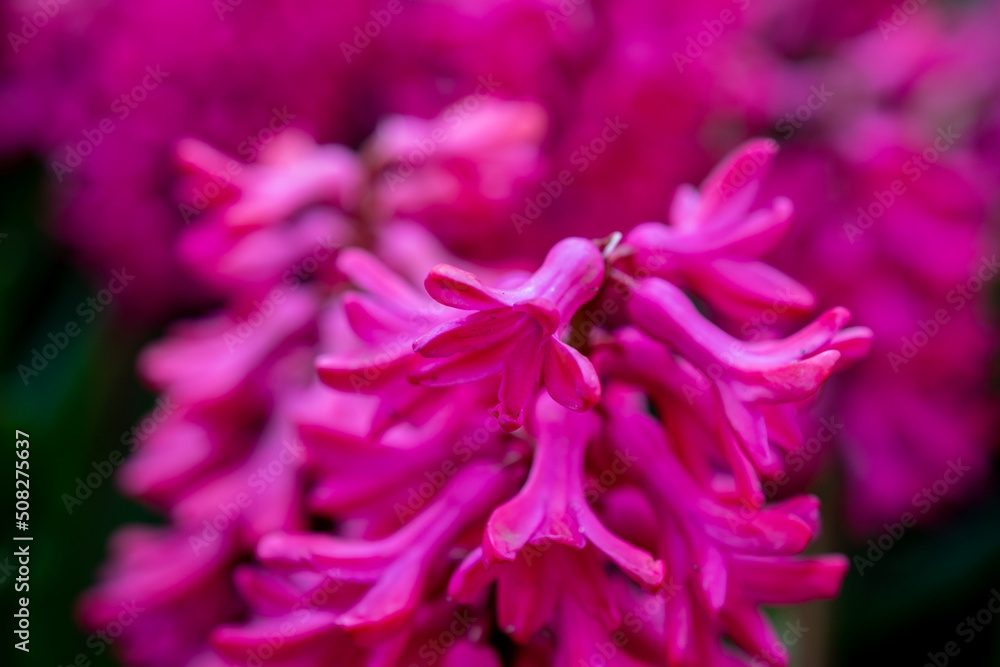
[627,277,871,501]
[621,139,815,322]
[478,392,664,588]
[411,237,605,430]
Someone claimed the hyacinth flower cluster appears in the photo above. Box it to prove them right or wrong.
[78,95,872,667]
[4,0,997,543]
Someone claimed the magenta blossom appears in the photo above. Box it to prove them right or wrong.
[82,129,866,667]
[412,237,604,430]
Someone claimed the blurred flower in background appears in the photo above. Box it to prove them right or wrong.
[2,1,998,666]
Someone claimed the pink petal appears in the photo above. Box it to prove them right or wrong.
[413,309,525,358]
[338,248,426,309]
[828,326,874,370]
[697,138,778,228]
[575,502,664,589]
[732,555,848,604]
[493,330,547,431]
[690,259,816,321]
[424,263,509,310]
[542,339,602,412]
[408,341,511,386]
